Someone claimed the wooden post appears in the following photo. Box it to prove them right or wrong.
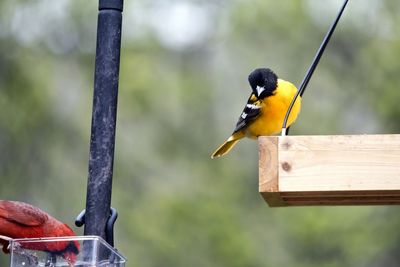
[259,134,400,207]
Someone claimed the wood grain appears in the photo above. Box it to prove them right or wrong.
[259,134,400,207]
[258,137,286,206]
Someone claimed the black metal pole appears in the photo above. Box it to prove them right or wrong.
[83,0,123,242]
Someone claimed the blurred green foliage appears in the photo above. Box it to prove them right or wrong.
[1,0,400,266]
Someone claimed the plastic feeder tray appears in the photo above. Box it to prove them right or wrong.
[9,236,126,267]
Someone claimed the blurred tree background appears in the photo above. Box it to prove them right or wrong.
[1,0,400,266]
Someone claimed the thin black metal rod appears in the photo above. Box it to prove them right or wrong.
[84,0,123,243]
[281,0,349,136]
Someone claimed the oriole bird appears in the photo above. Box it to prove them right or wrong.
[211,68,301,158]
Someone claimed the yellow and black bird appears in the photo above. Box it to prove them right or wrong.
[211,68,301,158]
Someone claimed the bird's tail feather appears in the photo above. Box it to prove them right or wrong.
[211,132,245,158]
[211,139,239,158]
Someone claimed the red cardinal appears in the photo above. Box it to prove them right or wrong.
[0,200,80,265]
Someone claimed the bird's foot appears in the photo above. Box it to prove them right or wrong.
[0,235,12,253]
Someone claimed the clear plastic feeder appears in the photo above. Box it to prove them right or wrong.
[9,236,126,267]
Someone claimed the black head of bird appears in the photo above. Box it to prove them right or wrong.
[248,68,278,99]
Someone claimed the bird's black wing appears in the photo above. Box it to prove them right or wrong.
[233,93,261,133]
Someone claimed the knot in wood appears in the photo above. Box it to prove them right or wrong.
[281,141,292,150]
[281,161,292,172]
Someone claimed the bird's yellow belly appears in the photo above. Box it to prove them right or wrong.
[245,91,301,138]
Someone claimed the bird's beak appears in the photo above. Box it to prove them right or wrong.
[256,86,265,97]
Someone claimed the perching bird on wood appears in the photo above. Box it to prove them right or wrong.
[211,68,301,158]
[0,200,80,266]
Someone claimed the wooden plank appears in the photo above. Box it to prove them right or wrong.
[279,135,400,192]
[258,135,400,207]
[279,134,400,151]
[284,200,400,206]
[258,137,286,207]
[280,190,400,197]
[282,196,400,202]
[281,190,400,205]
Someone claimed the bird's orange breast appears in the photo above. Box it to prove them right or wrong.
[245,79,301,138]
